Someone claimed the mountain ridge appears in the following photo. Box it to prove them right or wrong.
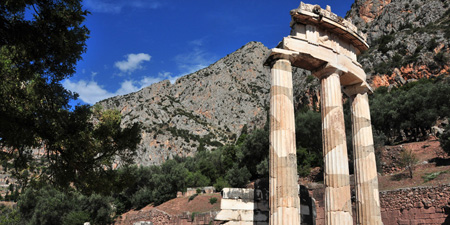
[99,41,314,166]
[100,0,450,166]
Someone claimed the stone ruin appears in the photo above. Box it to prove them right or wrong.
[216,2,382,225]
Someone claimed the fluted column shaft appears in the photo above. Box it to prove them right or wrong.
[317,67,353,225]
[351,92,383,225]
[269,59,300,225]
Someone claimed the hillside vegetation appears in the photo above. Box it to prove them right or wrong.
[2,0,450,224]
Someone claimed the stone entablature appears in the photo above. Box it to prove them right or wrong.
[291,2,368,52]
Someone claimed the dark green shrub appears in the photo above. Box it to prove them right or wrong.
[439,124,450,154]
[62,211,89,225]
[209,197,218,205]
[213,177,229,192]
[188,194,198,202]
[0,205,21,225]
[225,164,251,188]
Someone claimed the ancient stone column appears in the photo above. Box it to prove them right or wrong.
[348,88,383,225]
[269,58,301,225]
[316,66,353,225]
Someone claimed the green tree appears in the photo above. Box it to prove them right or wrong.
[370,78,450,143]
[18,186,76,225]
[213,177,229,192]
[0,0,139,194]
[112,166,157,213]
[80,194,114,225]
[295,110,323,176]
[225,164,251,188]
[1,0,89,155]
[43,106,141,194]
[185,171,210,188]
[18,186,114,225]
[0,205,21,225]
[237,128,269,180]
[62,211,89,225]
[151,159,189,205]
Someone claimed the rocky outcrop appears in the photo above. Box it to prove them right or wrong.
[346,0,450,88]
[347,0,392,24]
[347,0,449,44]
[99,42,314,166]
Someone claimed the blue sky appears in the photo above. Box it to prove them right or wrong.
[63,0,355,105]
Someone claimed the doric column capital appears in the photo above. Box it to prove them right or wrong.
[264,48,298,68]
[343,81,373,97]
[312,63,345,79]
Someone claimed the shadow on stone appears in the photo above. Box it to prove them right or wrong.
[300,185,316,225]
[443,205,450,225]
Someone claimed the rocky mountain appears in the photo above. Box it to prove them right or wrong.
[346,0,450,87]
[100,0,450,166]
[99,42,316,166]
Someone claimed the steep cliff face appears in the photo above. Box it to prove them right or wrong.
[348,0,392,24]
[99,42,314,166]
[347,0,450,88]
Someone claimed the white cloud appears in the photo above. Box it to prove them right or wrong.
[175,47,215,75]
[189,39,204,46]
[115,80,139,96]
[63,72,178,104]
[84,0,160,13]
[157,72,180,84]
[64,79,113,104]
[114,53,151,74]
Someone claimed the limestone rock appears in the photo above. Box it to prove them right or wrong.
[347,0,450,87]
[99,42,315,166]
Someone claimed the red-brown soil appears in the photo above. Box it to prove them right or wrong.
[157,193,221,215]
[114,193,221,224]
[378,138,450,191]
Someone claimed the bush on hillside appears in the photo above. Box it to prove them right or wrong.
[398,148,419,179]
[439,124,450,154]
[17,186,114,225]
[370,78,450,143]
[209,197,218,205]
[225,164,251,188]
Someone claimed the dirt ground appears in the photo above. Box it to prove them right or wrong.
[114,193,221,224]
[378,138,450,191]
[156,193,221,215]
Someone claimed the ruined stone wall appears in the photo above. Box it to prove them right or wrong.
[379,185,450,225]
[310,184,450,225]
